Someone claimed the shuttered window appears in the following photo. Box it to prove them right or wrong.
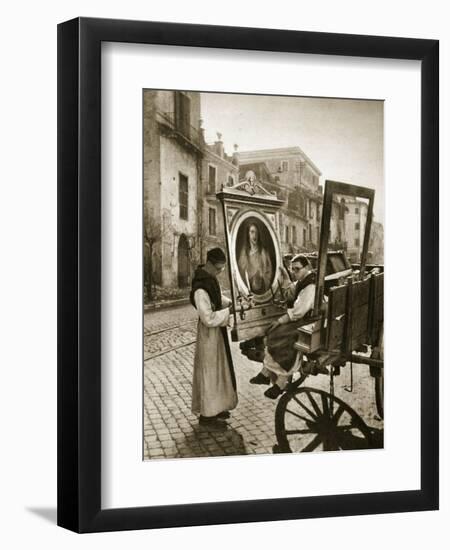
[208,165,216,194]
[179,173,188,220]
[209,208,216,236]
[174,91,191,138]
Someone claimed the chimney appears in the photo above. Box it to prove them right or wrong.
[199,118,205,144]
[232,143,239,166]
[214,132,224,158]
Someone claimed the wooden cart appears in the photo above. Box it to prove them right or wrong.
[218,175,383,453]
[272,180,384,453]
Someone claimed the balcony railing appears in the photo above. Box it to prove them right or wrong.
[158,111,203,151]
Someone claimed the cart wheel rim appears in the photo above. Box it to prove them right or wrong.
[275,387,375,453]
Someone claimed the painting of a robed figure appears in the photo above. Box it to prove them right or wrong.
[236,217,276,295]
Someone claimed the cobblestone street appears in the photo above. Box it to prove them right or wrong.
[143,303,383,460]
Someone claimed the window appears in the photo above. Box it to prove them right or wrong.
[208,165,216,194]
[316,227,320,244]
[292,226,297,245]
[208,208,216,236]
[355,207,359,214]
[282,160,289,172]
[285,226,289,243]
[339,198,346,220]
[355,237,360,247]
[288,191,297,211]
[299,195,306,217]
[303,228,307,245]
[309,200,314,219]
[309,224,312,242]
[227,174,235,186]
[179,173,188,220]
[355,222,360,230]
[174,91,191,138]
[312,174,319,187]
[316,204,320,222]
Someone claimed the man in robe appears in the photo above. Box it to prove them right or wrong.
[190,247,238,430]
[249,254,325,399]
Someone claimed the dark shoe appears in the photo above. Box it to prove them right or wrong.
[240,338,257,351]
[264,385,284,399]
[216,411,231,420]
[249,372,271,385]
[199,416,228,431]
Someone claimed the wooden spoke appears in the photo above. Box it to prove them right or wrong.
[301,434,322,452]
[292,394,317,420]
[285,408,312,424]
[306,390,322,417]
[332,405,346,425]
[321,393,330,417]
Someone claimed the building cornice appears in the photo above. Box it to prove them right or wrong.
[238,146,322,176]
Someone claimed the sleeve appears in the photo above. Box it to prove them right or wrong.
[194,289,230,328]
[286,284,315,322]
[283,282,297,300]
[221,294,232,307]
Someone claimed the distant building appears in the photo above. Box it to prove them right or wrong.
[329,197,347,249]
[143,90,203,289]
[238,147,323,254]
[334,196,383,264]
[370,220,384,264]
[334,196,368,262]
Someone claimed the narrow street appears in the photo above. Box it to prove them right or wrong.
[143,303,383,460]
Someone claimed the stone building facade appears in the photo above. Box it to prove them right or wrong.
[237,147,323,256]
[143,90,203,290]
[369,220,384,264]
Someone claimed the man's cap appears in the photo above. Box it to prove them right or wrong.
[207,247,227,264]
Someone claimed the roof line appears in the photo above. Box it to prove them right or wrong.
[237,146,322,176]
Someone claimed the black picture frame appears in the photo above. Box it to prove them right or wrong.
[57,17,439,533]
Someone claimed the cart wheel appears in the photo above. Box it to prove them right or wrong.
[373,326,384,419]
[375,375,384,419]
[275,387,374,453]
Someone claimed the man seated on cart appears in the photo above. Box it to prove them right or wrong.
[248,253,327,399]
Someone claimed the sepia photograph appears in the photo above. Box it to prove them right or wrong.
[143,90,384,459]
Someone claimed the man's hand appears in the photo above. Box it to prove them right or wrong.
[278,266,291,285]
